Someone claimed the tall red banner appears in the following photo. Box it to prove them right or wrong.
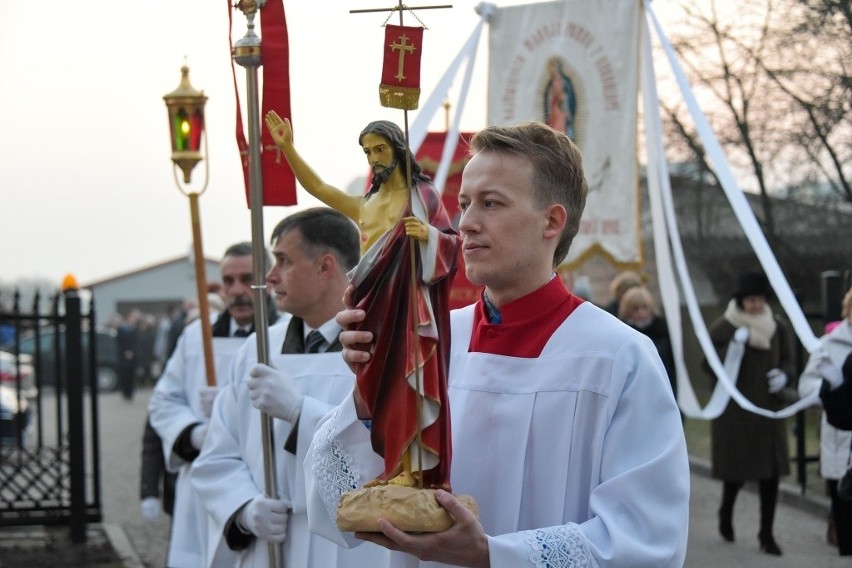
[416,132,482,309]
[228,0,297,206]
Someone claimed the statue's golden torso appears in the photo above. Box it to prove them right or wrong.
[358,185,409,252]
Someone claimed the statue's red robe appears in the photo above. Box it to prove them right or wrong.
[349,180,460,489]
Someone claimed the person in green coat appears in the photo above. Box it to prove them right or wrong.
[707,271,797,556]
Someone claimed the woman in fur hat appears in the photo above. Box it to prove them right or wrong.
[706,271,796,556]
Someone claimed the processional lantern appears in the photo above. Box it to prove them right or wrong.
[161,64,216,388]
[163,65,209,184]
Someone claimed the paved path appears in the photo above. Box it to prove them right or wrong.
[685,467,848,567]
[84,387,851,566]
[97,387,170,568]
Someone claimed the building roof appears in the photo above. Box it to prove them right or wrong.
[82,254,220,289]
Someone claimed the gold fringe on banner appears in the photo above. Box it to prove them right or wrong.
[379,84,421,110]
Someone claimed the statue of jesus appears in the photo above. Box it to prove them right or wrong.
[265,111,460,490]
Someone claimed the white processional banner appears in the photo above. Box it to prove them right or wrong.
[487,0,641,267]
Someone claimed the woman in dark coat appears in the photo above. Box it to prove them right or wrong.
[707,272,796,556]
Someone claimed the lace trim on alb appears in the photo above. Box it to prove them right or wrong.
[312,407,360,522]
[526,523,596,568]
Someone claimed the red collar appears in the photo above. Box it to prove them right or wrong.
[470,277,584,358]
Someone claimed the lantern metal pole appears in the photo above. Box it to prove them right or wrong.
[232,2,282,567]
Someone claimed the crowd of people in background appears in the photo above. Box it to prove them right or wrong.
[576,269,849,558]
[104,286,228,400]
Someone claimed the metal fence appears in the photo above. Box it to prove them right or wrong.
[0,287,102,543]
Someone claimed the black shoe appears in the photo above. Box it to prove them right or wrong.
[759,533,783,556]
[718,509,734,542]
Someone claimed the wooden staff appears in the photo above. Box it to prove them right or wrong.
[187,192,217,388]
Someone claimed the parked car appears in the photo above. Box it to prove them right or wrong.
[0,328,120,393]
[0,384,30,444]
[0,350,36,398]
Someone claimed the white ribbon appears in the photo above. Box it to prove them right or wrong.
[642,0,820,419]
[430,20,483,194]
[409,15,488,161]
[408,5,499,195]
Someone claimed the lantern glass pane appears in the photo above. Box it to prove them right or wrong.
[174,108,189,151]
[190,111,204,152]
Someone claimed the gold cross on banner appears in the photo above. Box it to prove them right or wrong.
[391,34,416,81]
[263,144,283,164]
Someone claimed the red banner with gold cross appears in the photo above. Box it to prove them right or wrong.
[379,24,424,110]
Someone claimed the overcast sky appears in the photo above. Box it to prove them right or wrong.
[0,0,680,287]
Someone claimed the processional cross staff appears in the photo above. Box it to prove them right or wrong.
[351,1,452,492]
[230,1,289,566]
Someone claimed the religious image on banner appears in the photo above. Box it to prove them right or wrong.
[543,56,578,141]
[487,0,641,269]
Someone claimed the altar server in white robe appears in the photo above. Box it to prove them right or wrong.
[307,122,690,567]
[149,242,268,568]
[192,208,388,568]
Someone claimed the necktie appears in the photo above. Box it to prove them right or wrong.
[305,330,324,353]
[233,328,250,338]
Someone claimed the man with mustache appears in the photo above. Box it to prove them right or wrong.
[149,242,276,568]
[265,113,460,492]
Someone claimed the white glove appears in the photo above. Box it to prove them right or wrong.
[140,497,161,523]
[247,363,303,423]
[237,496,290,543]
[767,368,788,393]
[816,355,844,389]
[733,327,749,344]
[199,386,220,419]
[189,423,208,451]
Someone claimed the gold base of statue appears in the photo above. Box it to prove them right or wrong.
[336,485,478,533]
